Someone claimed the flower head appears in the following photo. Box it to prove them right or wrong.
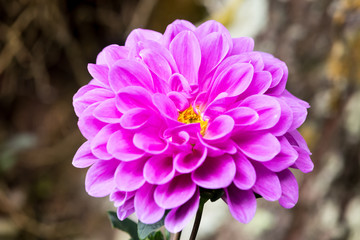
[73,19,313,233]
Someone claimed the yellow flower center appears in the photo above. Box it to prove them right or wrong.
[178,105,208,135]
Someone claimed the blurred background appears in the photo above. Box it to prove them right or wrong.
[1,0,360,239]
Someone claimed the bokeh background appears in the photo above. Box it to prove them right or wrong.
[1,0,360,239]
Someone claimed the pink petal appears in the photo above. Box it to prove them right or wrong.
[208,63,254,101]
[116,86,154,113]
[292,146,314,173]
[199,32,230,80]
[144,155,175,185]
[238,71,272,98]
[135,183,165,224]
[174,142,207,173]
[234,133,281,161]
[117,207,135,221]
[286,130,311,154]
[98,44,129,67]
[195,20,232,50]
[85,159,119,197]
[169,73,191,93]
[125,29,162,49]
[277,169,299,208]
[204,115,234,141]
[73,88,114,117]
[90,124,119,160]
[165,188,200,233]
[225,107,259,127]
[107,128,144,161]
[224,184,256,223]
[72,141,97,168]
[93,98,122,123]
[168,91,189,111]
[231,37,254,55]
[133,127,168,154]
[120,108,152,129]
[169,31,201,85]
[252,162,282,201]
[152,93,178,120]
[114,159,146,191]
[263,136,298,172]
[192,155,235,189]
[109,59,154,93]
[154,174,196,209]
[77,103,107,140]
[163,19,196,48]
[140,48,172,81]
[233,153,256,190]
[87,64,109,87]
[240,95,281,130]
[269,98,293,136]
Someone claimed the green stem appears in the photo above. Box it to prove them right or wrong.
[173,231,182,240]
[189,198,206,240]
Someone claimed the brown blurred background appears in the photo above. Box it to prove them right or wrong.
[1,0,360,239]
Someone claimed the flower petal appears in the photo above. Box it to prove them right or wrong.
[116,86,154,113]
[168,91,189,111]
[72,141,97,168]
[165,188,200,233]
[133,127,168,154]
[174,142,207,173]
[234,132,281,161]
[225,107,259,127]
[199,32,230,80]
[107,128,144,161]
[277,169,298,208]
[91,124,119,160]
[140,48,172,81]
[85,159,119,197]
[238,71,272,98]
[87,64,109,87]
[170,31,201,85]
[231,37,254,55]
[109,59,154,93]
[204,115,234,141]
[192,155,235,189]
[163,19,196,48]
[240,95,281,130]
[98,44,129,67]
[144,155,175,185]
[73,88,114,117]
[252,162,282,201]
[263,136,298,172]
[233,153,256,190]
[114,159,146,191]
[224,184,256,223]
[77,103,107,140]
[208,63,254,101]
[93,98,122,123]
[135,183,165,224]
[154,174,196,209]
[152,93,178,120]
[292,146,314,173]
[125,29,162,49]
[120,108,152,129]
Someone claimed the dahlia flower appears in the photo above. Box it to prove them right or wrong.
[72,19,313,233]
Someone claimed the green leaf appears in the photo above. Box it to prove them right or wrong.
[147,231,165,240]
[165,229,171,240]
[137,216,165,239]
[108,211,139,240]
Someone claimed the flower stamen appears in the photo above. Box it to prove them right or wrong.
[178,105,208,135]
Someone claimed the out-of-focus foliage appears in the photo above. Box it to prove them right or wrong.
[1,0,360,240]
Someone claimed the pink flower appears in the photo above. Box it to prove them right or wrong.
[73,19,313,233]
